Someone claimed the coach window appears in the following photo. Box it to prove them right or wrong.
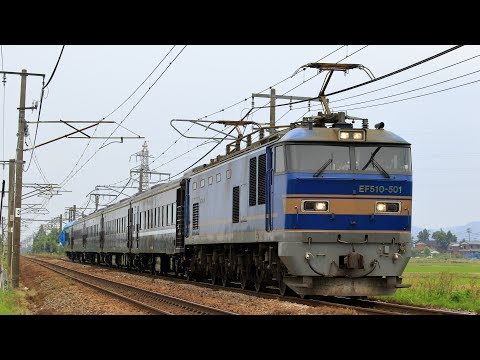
[193,182,197,190]
[171,203,175,224]
[166,205,170,226]
[216,173,221,182]
[275,146,285,173]
[208,176,213,185]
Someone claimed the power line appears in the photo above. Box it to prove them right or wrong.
[25,46,66,173]
[43,45,65,89]
[250,45,463,112]
[59,46,175,186]
[61,45,188,188]
[339,77,480,111]
[102,45,176,120]
[149,45,348,167]
[75,46,367,208]
[250,45,370,111]
[330,68,480,108]
[153,46,369,181]
[325,45,464,97]
[329,53,480,104]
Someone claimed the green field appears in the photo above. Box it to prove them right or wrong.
[377,258,480,313]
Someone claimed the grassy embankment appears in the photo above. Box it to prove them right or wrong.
[378,258,480,313]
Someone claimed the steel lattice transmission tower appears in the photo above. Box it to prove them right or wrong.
[130,141,170,193]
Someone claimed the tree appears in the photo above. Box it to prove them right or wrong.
[424,248,431,257]
[417,228,430,243]
[432,229,457,252]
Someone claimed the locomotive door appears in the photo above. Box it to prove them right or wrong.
[240,183,248,222]
[100,214,105,251]
[265,147,273,231]
[127,204,133,251]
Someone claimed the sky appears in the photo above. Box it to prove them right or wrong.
[1,45,479,243]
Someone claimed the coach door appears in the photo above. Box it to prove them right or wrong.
[175,180,187,251]
[100,214,105,251]
[127,204,133,251]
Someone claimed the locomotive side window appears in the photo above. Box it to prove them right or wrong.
[193,182,197,190]
[216,173,221,182]
[200,179,205,188]
[226,169,231,179]
[275,146,285,173]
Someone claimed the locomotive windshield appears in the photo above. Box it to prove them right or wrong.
[355,146,411,174]
[286,144,350,173]
[282,144,411,174]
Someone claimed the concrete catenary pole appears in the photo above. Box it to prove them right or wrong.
[7,159,15,278]
[12,69,27,288]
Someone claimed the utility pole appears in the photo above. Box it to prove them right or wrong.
[59,214,62,230]
[467,228,471,242]
[12,69,27,288]
[7,159,15,277]
[269,88,276,134]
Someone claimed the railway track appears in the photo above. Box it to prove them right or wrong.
[24,256,236,315]
[35,256,471,315]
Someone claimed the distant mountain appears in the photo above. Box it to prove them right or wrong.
[411,221,480,242]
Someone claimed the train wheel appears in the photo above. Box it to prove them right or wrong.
[211,266,217,285]
[220,263,229,287]
[240,271,248,290]
[277,266,287,296]
[254,268,264,292]
[221,272,228,287]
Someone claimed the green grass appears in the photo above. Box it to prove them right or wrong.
[377,258,480,313]
[0,290,21,315]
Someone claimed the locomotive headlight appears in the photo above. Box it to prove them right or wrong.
[303,200,329,212]
[314,202,328,211]
[375,201,401,213]
[338,130,365,141]
[353,132,363,140]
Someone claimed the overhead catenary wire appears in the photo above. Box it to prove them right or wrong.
[102,45,176,120]
[328,53,480,104]
[150,46,369,181]
[319,68,480,109]
[74,45,368,213]
[61,45,188,188]
[149,45,349,167]
[339,77,480,111]
[60,46,175,186]
[43,45,65,90]
[25,46,66,173]
[325,45,464,97]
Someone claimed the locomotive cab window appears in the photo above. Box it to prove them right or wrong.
[355,146,411,174]
[286,144,350,173]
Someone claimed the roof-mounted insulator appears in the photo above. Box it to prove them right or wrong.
[362,119,368,129]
